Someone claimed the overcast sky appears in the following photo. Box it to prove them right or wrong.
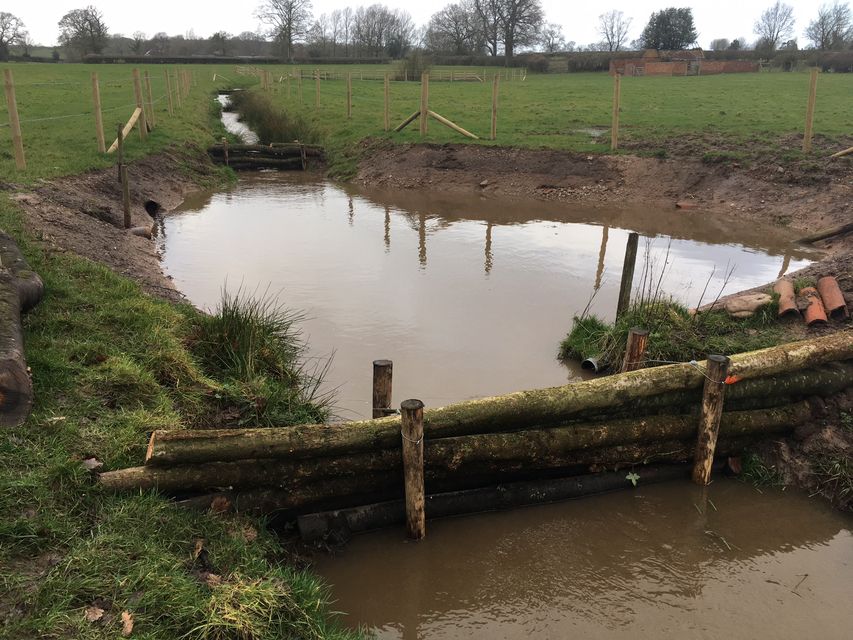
[13,1,829,48]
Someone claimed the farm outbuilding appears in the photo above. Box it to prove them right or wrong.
[610,49,760,76]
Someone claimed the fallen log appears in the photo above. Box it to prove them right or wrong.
[105,404,807,492]
[1,232,45,428]
[207,143,323,157]
[145,351,853,468]
[297,463,713,542]
[796,221,853,244]
[211,157,305,169]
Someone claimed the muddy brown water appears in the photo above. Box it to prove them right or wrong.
[161,172,814,420]
[313,480,852,639]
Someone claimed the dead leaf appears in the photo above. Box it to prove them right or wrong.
[192,538,205,561]
[241,526,257,542]
[210,496,231,514]
[82,457,103,472]
[84,605,105,623]
[202,572,222,587]
[121,610,134,636]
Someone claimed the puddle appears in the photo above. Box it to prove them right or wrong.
[217,93,259,144]
[160,173,815,420]
[313,480,853,639]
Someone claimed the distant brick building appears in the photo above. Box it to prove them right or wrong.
[609,49,760,76]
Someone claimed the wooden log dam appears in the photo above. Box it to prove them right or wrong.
[207,143,323,171]
[100,331,853,534]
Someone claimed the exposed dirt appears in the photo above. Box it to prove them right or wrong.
[7,149,223,302]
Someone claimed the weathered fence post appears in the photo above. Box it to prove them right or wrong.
[222,136,229,166]
[346,72,352,120]
[491,73,499,140]
[692,355,730,485]
[3,69,26,170]
[91,72,106,153]
[621,327,649,373]
[383,73,390,132]
[173,70,182,108]
[120,165,131,229]
[115,123,124,183]
[419,72,429,137]
[372,359,393,418]
[615,231,639,319]
[131,69,148,141]
[802,67,819,153]
[401,399,426,540]
[144,70,156,128]
[315,69,320,108]
[164,69,174,116]
[611,72,622,151]
[298,71,303,103]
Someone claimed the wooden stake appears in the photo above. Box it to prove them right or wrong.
[383,73,390,132]
[401,399,426,540]
[692,355,731,485]
[120,164,131,229]
[491,73,499,140]
[107,107,143,153]
[394,110,420,132]
[829,145,853,159]
[164,69,174,116]
[372,360,393,419]
[173,70,182,108]
[611,72,621,151]
[222,136,229,166]
[315,69,320,108]
[131,69,148,140]
[91,72,106,153]
[419,72,429,136]
[346,72,352,119]
[2,69,26,170]
[621,327,649,373]
[116,123,124,182]
[802,67,819,153]
[286,73,291,99]
[298,72,303,103]
[615,232,639,319]
[428,110,479,140]
[143,70,156,128]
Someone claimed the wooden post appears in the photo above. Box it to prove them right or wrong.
[222,136,229,166]
[173,70,182,108]
[383,73,390,132]
[491,74,499,140]
[372,360,393,419]
[692,355,731,485]
[346,72,352,119]
[115,123,124,183]
[315,70,320,108]
[298,72,303,103]
[91,72,106,153]
[802,67,819,153]
[610,72,621,151]
[3,69,26,170]
[419,72,429,137]
[621,327,649,373]
[164,69,174,116]
[131,69,148,140]
[286,73,291,99]
[120,164,131,229]
[401,399,426,540]
[615,232,639,319]
[143,70,156,128]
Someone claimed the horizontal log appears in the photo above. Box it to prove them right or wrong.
[107,403,803,492]
[0,231,44,312]
[107,107,142,154]
[208,143,322,156]
[297,463,708,542]
[796,221,853,244]
[216,159,306,171]
[145,354,853,467]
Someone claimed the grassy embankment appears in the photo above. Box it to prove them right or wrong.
[1,63,359,639]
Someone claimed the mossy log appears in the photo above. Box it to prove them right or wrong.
[208,143,323,157]
[1,232,45,428]
[145,351,853,468]
[104,404,806,492]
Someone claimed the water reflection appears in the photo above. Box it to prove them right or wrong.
[162,173,817,419]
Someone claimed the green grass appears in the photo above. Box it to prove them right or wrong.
[0,199,357,636]
[3,63,852,182]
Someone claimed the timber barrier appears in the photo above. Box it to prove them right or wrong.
[206,142,323,171]
[99,331,853,540]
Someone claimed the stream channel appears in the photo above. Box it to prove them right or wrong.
[158,103,850,637]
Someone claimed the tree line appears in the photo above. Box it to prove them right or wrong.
[1,1,851,63]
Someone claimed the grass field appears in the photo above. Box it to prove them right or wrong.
[2,62,852,182]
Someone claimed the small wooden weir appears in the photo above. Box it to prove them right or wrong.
[99,331,853,541]
[207,142,323,171]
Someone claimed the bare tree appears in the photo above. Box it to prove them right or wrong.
[539,22,566,53]
[426,1,482,55]
[497,0,544,60]
[256,0,313,61]
[0,12,26,60]
[474,0,502,56]
[130,30,146,54]
[805,1,853,50]
[753,1,795,50]
[598,10,632,52]
[58,6,109,58]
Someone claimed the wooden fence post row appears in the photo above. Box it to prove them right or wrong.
[2,68,26,170]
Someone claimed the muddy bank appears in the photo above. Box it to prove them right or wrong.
[356,142,852,248]
[6,149,224,302]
